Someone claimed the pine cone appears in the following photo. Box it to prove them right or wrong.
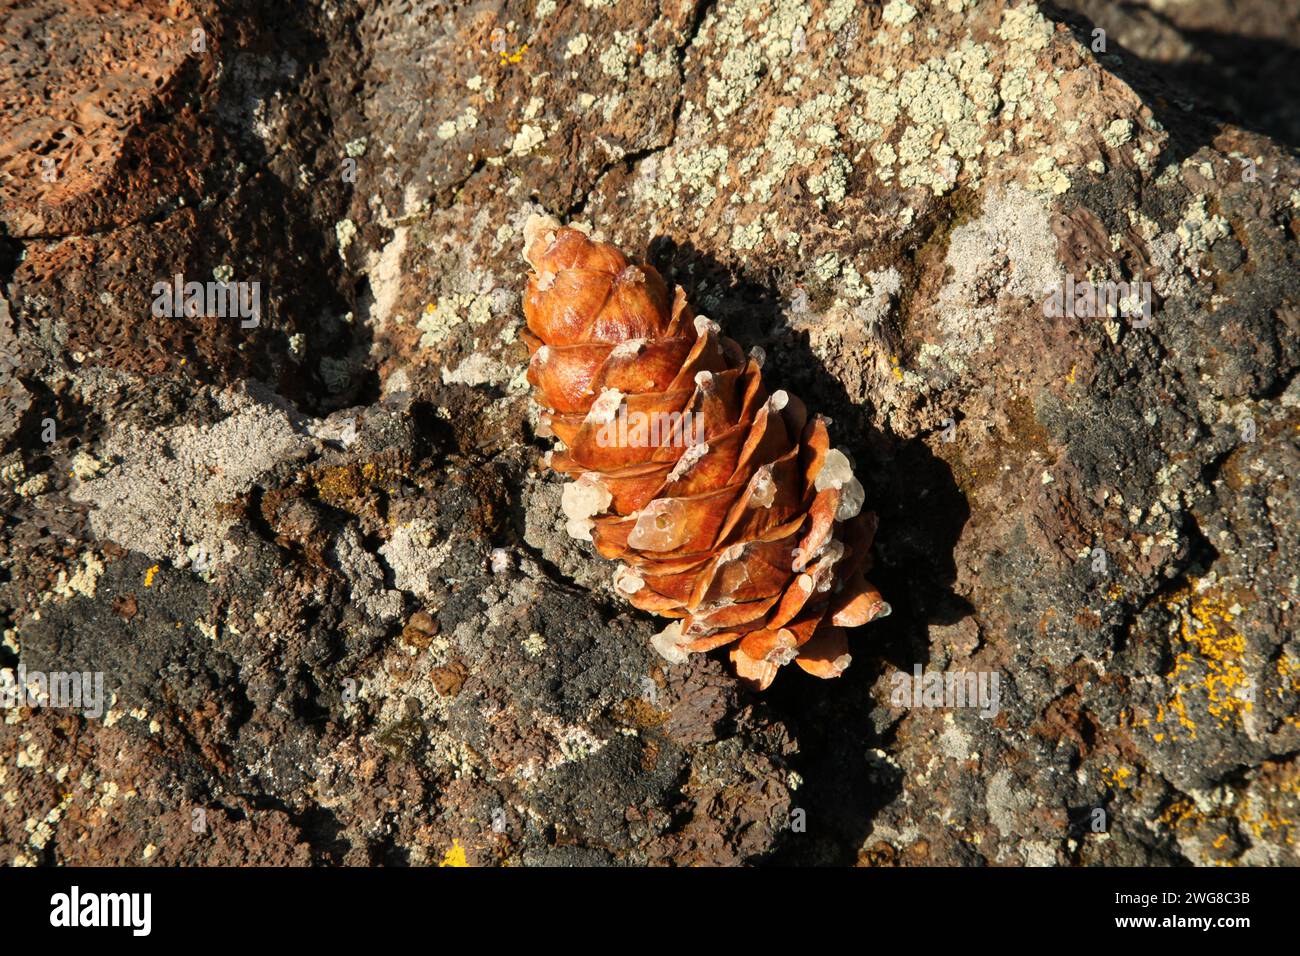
[521,215,889,689]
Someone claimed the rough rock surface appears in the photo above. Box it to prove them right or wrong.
[1,0,1297,865]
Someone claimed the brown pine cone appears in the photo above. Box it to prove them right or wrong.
[521,215,889,689]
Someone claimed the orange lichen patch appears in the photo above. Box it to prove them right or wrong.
[1239,801,1296,846]
[1169,583,1251,725]
[1158,762,1300,857]
[1132,580,1253,742]
[1158,797,1198,830]
[143,564,160,588]
[1277,655,1300,696]
[1100,765,1132,790]
[1277,656,1300,729]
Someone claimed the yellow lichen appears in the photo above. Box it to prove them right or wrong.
[1138,580,1256,741]
[1101,765,1132,790]
[440,839,469,867]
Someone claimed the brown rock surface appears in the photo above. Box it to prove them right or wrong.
[1,0,1297,866]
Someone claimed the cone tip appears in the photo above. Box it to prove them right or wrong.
[523,213,562,269]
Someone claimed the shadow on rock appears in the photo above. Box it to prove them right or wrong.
[648,237,972,865]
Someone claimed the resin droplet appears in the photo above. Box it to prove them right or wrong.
[627,498,690,552]
[693,315,720,337]
[765,632,799,666]
[712,543,751,597]
[586,387,624,426]
[561,474,613,542]
[836,475,865,520]
[667,441,709,482]
[749,465,776,508]
[809,539,846,591]
[610,339,644,359]
[814,448,854,492]
[651,620,690,664]
[614,564,645,594]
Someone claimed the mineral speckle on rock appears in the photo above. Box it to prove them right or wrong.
[1,0,1297,866]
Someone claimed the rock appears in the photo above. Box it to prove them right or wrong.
[1,0,1296,866]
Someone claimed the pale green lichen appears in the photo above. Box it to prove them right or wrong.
[636,142,730,218]
[598,31,635,79]
[510,123,546,155]
[437,105,479,141]
[70,451,102,481]
[565,34,590,58]
[820,0,858,33]
[1175,196,1231,257]
[882,1,918,28]
[641,46,678,80]
[997,4,1052,50]
[1103,118,1134,149]
[700,0,811,120]
[335,218,357,258]
[807,152,850,204]
[417,273,500,349]
[51,553,104,601]
[627,0,1104,256]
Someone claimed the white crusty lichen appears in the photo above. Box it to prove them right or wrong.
[510,123,546,155]
[933,185,1059,359]
[416,270,504,349]
[334,218,357,258]
[437,105,479,141]
[69,384,313,570]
